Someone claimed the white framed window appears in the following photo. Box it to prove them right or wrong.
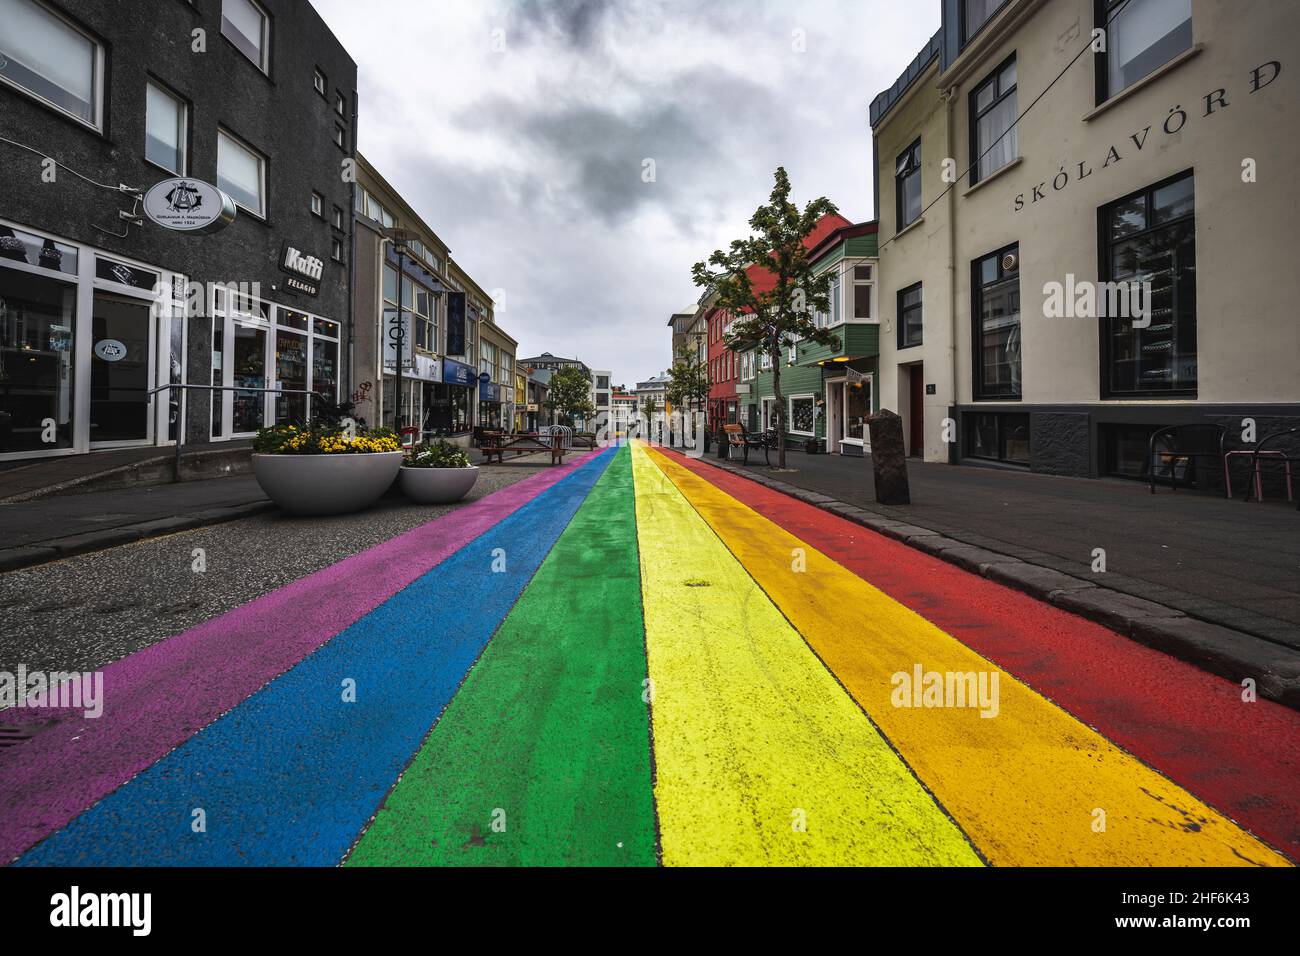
[145,81,186,174]
[217,128,266,218]
[330,237,342,262]
[788,394,816,436]
[335,90,346,116]
[333,124,346,149]
[313,68,326,96]
[0,0,104,130]
[852,263,874,320]
[760,350,771,370]
[332,205,344,230]
[310,192,323,216]
[222,0,269,73]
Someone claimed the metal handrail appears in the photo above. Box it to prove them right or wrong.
[146,382,331,480]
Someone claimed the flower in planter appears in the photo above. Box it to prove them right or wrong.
[406,439,472,469]
[252,424,400,455]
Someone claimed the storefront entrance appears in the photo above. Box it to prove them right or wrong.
[89,292,155,447]
[825,374,872,454]
[0,220,183,461]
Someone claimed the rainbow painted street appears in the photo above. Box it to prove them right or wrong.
[3,443,1297,867]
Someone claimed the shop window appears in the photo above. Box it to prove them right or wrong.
[222,0,269,73]
[0,224,78,275]
[1098,0,1192,102]
[789,395,816,436]
[274,327,308,425]
[217,129,266,218]
[972,243,1020,399]
[145,81,187,175]
[1100,170,1196,396]
[0,266,77,452]
[895,139,922,229]
[0,0,102,129]
[970,54,1017,184]
[965,412,1030,465]
[898,282,923,349]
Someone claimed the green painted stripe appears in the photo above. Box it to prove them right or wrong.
[346,445,657,866]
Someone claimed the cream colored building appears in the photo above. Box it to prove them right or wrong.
[873,0,1298,482]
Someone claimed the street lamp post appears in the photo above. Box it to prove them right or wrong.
[382,227,417,434]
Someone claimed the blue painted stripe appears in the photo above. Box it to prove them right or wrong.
[19,449,616,866]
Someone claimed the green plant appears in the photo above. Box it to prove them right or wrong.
[406,439,472,469]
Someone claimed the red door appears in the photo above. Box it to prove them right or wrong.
[908,365,924,457]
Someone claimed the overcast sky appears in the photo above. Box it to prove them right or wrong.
[313,0,939,386]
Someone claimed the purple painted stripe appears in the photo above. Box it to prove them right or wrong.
[0,451,599,864]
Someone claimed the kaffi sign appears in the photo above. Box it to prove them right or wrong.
[279,243,323,296]
[142,178,237,234]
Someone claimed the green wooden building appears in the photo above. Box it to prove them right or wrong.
[739,221,880,456]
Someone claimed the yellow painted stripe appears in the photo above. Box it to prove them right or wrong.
[646,446,1291,867]
[631,443,981,866]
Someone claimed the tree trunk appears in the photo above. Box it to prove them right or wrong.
[771,342,785,469]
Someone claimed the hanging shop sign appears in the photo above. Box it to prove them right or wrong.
[442,357,476,386]
[142,178,237,234]
[480,381,502,402]
[383,309,412,371]
[279,243,323,296]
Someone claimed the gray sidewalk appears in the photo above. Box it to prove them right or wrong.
[713,449,1299,647]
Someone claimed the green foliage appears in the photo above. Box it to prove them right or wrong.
[691,167,840,467]
[547,364,596,424]
[407,439,472,469]
[665,345,710,408]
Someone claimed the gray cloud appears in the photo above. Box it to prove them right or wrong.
[315,0,940,383]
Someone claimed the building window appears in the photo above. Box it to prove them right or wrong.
[970,54,1017,184]
[898,282,923,349]
[334,124,346,149]
[1098,0,1192,102]
[310,192,323,216]
[0,0,103,129]
[962,0,1009,45]
[788,395,816,436]
[330,237,343,263]
[222,0,269,73]
[1100,170,1196,396]
[895,139,922,229]
[972,243,1020,399]
[335,90,346,116]
[217,129,266,218]
[145,81,186,174]
[332,205,344,230]
[853,264,873,319]
[313,68,326,96]
[965,412,1030,465]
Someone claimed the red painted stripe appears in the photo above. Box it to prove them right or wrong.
[663,450,1300,860]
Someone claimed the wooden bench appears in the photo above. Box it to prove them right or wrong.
[723,423,770,465]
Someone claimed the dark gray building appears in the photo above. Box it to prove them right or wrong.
[0,0,356,460]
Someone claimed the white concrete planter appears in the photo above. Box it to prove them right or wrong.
[399,465,479,505]
[252,451,403,516]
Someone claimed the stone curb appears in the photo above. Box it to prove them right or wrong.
[706,456,1300,711]
[0,501,276,573]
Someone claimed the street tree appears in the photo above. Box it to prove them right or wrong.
[691,167,840,469]
[665,345,710,437]
[546,364,595,428]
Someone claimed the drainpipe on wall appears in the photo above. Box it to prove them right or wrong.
[945,82,960,465]
[347,91,359,416]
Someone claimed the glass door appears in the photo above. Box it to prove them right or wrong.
[89,292,154,446]
[231,322,267,435]
[844,377,871,450]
